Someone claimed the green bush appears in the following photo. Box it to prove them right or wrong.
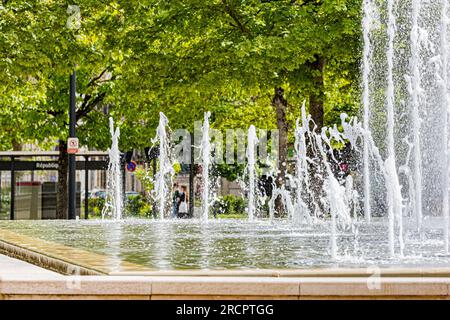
[215,194,246,215]
[88,198,105,217]
[0,190,10,220]
[124,194,153,218]
[138,202,153,218]
[88,194,153,218]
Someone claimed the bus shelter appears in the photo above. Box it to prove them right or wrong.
[0,151,108,220]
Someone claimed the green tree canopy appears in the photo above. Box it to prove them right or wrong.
[0,0,363,217]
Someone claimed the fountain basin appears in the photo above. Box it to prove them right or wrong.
[1,219,450,275]
[1,251,450,300]
[2,274,450,300]
[1,219,450,299]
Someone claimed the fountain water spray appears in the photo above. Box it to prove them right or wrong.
[319,126,353,259]
[292,103,314,224]
[102,117,123,220]
[151,112,174,220]
[361,0,375,223]
[361,0,450,255]
[385,0,404,257]
[246,125,258,220]
[286,103,357,257]
[440,0,449,253]
[201,112,211,221]
[292,102,323,221]
[268,186,295,221]
[409,0,424,233]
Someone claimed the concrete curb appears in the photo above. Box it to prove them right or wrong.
[1,276,450,300]
[0,239,104,276]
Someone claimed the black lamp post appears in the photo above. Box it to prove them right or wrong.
[68,71,77,220]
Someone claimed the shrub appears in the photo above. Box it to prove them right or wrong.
[215,194,246,215]
[88,198,105,217]
[124,194,153,218]
[88,195,153,218]
[138,202,153,218]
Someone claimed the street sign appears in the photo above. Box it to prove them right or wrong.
[0,160,108,171]
[126,161,137,173]
[339,163,349,172]
[67,137,79,154]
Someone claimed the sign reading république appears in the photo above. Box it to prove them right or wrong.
[36,162,59,170]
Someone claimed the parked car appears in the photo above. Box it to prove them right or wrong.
[88,190,141,200]
[125,191,141,200]
[89,189,107,199]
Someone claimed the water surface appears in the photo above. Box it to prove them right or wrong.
[0,219,449,271]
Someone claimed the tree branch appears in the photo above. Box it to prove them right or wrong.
[222,1,249,35]
[86,69,109,88]
[76,92,106,120]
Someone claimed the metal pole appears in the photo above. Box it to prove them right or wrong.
[189,133,195,218]
[10,156,15,220]
[122,160,126,204]
[68,71,77,220]
[84,155,89,219]
[152,158,157,176]
[0,171,2,217]
[152,158,157,218]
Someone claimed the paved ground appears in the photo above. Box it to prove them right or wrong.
[1,254,450,299]
[0,254,62,279]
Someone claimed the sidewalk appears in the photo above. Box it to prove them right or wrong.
[0,254,63,280]
[1,254,450,299]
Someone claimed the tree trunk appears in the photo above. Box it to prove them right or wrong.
[57,139,68,219]
[307,56,326,215]
[271,87,288,217]
[308,56,325,131]
[11,139,22,151]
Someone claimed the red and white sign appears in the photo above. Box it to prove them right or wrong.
[126,161,137,173]
[339,163,349,172]
[67,137,79,154]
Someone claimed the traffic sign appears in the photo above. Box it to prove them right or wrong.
[67,137,79,154]
[339,163,349,172]
[126,161,137,173]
